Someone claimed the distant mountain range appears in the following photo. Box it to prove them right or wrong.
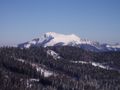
[18,32,120,52]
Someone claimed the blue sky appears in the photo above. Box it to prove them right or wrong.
[0,0,120,46]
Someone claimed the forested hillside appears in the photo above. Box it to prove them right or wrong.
[0,46,120,90]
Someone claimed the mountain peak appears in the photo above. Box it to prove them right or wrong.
[42,32,81,46]
[45,32,58,35]
[18,32,96,48]
[44,32,80,40]
[18,32,120,52]
[44,32,77,37]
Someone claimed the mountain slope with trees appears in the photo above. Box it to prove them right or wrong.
[0,46,120,90]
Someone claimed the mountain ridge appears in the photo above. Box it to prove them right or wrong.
[18,32,120,52]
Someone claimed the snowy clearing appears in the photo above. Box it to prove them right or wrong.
[47,50,61,60]
[13,57,55,77]
[71,60,112,70]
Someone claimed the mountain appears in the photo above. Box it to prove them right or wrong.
[18,32,120,52]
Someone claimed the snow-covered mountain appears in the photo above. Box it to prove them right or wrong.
[18,32,120,52]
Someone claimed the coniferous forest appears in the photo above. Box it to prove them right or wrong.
[0,46,120,90]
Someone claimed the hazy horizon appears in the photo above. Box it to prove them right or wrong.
[0,0,120,46]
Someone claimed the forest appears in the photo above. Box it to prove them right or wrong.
[0,46,120,90]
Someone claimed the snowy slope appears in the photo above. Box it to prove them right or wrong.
[14,57,55,77]
[18,32,120,52]
[44,32,81,46]
[47,49,61,60]
[71,60,120,71]
[18,32,97,48]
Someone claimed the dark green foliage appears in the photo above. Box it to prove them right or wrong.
[0,46,120,90]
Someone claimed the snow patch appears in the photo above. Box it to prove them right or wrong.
[71,61,87,64]
[26,78,39,88]
[91,62,110,70]
[31,63,54,77]
[71,60,111,70]
[47,50,61,60]
[24,44,31,48]
[29,78,39,82]
[17,58,25,63]
[106,44,120,48]
[14,57,55,77]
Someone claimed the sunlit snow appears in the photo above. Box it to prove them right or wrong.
[71,60,111,70]
[14,57,55,77]
[47,50,61,60]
